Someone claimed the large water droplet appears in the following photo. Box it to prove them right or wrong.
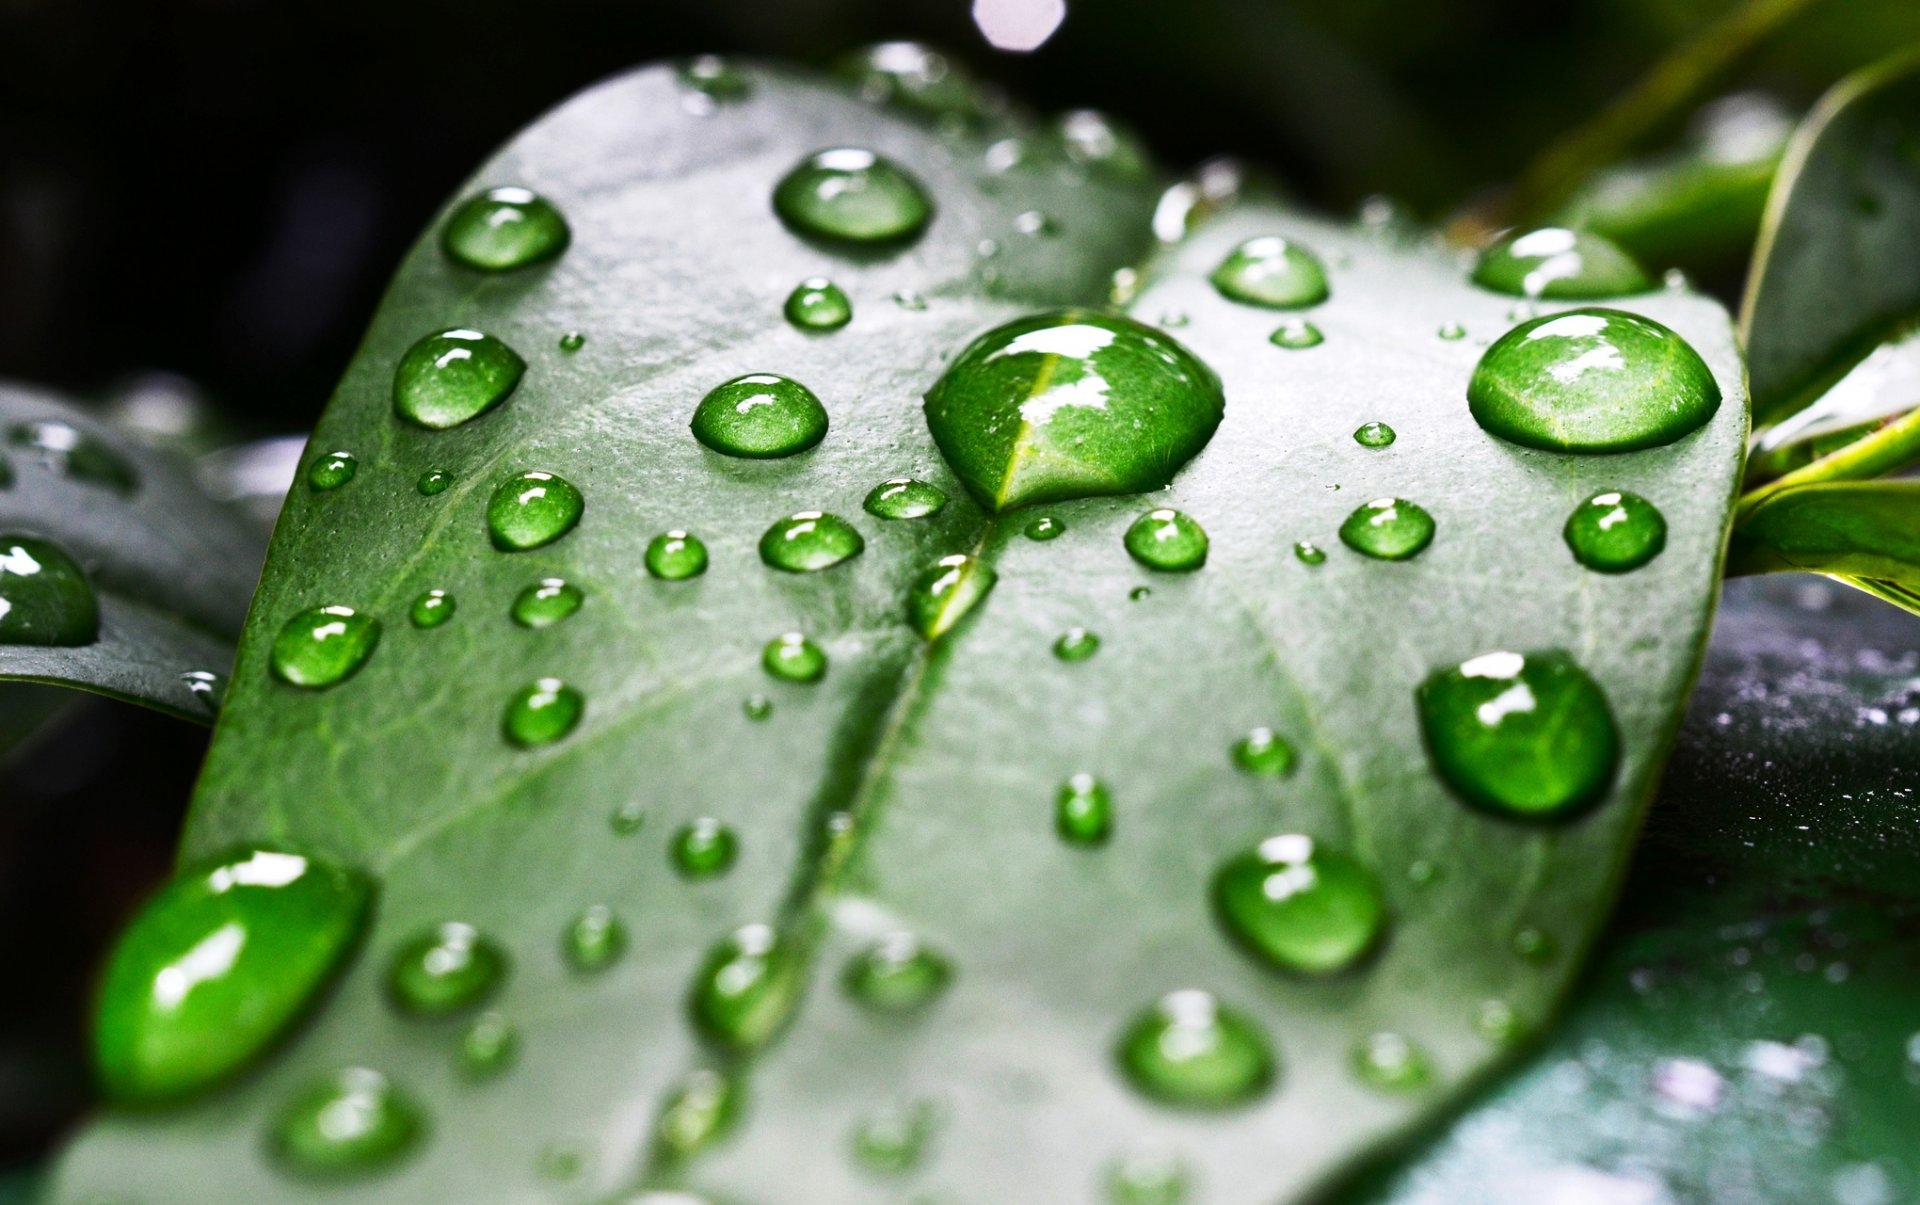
[386,922,506,1016]
[511,578,584,628]
[442,187,570,272]
[844,932,951,1014]
[1471,227,1651,300]
[691,374,829,459]
[785,278,853,331]
[564,905,626,972]
[773,148,931,245]
[690,923,800,1052]
[864,477,947,520]
[1232,727,1295,777]
[1353,421,1396,448]
[1125,508,1208,572]
[1210,236,1329,309]
[306,450,357,492]
[759,511,864,572]
[1339,497,1435,560]
[655,1068,741,1163]
[392,329,525,431]
[0,537,99,646]
[1417,650,1619,820]
[8,420,137,493]
[1115,990,1275,1108]
[1352,1032,1433,1091]
[270,1068,422,1176]
[1564,490,1667,572]
[487,470,583,551]
[851,1100,937,1174]
[672,818,739,878]
[646,530,708,580]
[1212,835,1385,974]
[907,552,996,639]
[410,589,454,629]
[91,849,371,1103]
[1056,773,1114,845]
[924,310,1223,511]
[270,606,380,689]
[1467,308,1720,452]
[503,677,584,747]
[762,632,827,683]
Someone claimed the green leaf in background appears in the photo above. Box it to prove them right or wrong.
[0,382,264,724]
[53,58,1747,1204]
[1728,481,1920,613]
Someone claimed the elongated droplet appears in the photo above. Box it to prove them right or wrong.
[773,148,931,245]
[655,1068,742,1163]
[179,669,225,715]
[8,420,138,493]
[925,311,1223,511]
[487,470,583,551]
[1125,508,1208,572]
[1564,490,1667,572]
[511,578,584,628]
[459,1012,517,1078]
[503,677,583,747]
[410,589,454,629]
[759,511,864,573]
[907,552,996,638]
[417,469,452,496]
[852,1100,937,1174]
[1116,990,1275,1108]
[0,536,99,646]
[92,849,371,1103]
[1353,421,1396,448]
[1025,515,1065,540]
[393,329,525,431]
[1417,650,1619,820]
[306,450,356,491]
[1471,227,1650,300]
[690,923,800,1052]
[1339,497,1435,560]
[386,922,506,1016]
[672,818,739,878]
[271,1068,422,1176]
[762,632,827,683]
[1467,308,1720,453]
[1352,1032,1433,1090]
[692,374,829,458]
[442,186,570,271]
[270,606,380,689]
[1294,541,1326,565]
[564,905,626,971]
[864,477,947,520]
[785,278,853,331]
[1212,835,1385,974]
[1232,727,1295,776]
[1057,773,1114,845]
[1269,320,1324,349]
[1210,236,1329,309]
[844,933,952,1014]
[1054,627,1100,662]
[646,530,708,580]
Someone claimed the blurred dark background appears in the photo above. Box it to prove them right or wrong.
[1,0,1918,1178]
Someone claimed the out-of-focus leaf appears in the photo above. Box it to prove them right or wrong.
[1728,481,1920,615]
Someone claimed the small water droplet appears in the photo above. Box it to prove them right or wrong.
[487,470,583,551]
[1471,227,1650,299]
[1232,727,1295,776]
[392,329,525,430]
[564,905,626,972]
[677,54,751,107]
[851,1099,937,1174]
[1269,319,1324,349]
[773,148,931,245]
[1015,209,1056,237]
[503,677,584,747]
[762,632,827,683]
[1115,990,1275,1108]
[1125,508,1208,572]
[908,553,996,639]
[270,1068,422,1176]
[386,922,506,1016]
[1353,421,1396,448]
[689,923,800,1052]
[270,606,379,689]
[759,511,864,573]
[692,374,828,459]
[442,186,570,272]
[1053,627,1100,662]
[1474,999,1522,1044]
[609,800,646,835]
[511,578,584,628]
[646,530,708,581]
[559,331,585,353]
[1293,541,1326,566]
[1025,515,1065,540]
[893,289,928,312]
[1212,835,1384,973]
[654,1068,741,1163]
[843,932,951,1014]
[1564,490,1666,572]
[1339,497,1434,560]
[458,1011,517,1078]
[784,278,853,331]
[0,537,99,646]
[1056,108,1150,179]
[672,818,739,878]
[1056,773,1114,846]
[864,477,947,520]
[1511,926,1558,962]
[1107,1150,1190,1205]
[8,420,138,493]
[306,450,356,491]
[179,669,226,714]
[1437,322,1467,341]
[1352,1032,1432,1090]
[836,41,982,120]
[417,469,452,495]
[1158,310,1190,329]
[410,588,454,629]
[1128,585,1152,601]
[1210,236,1329,309]
[742,694,773,721]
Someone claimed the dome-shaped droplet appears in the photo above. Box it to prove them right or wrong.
[759,511,864,573]
[1053,627,1100,662]
[559,331,585,352]
[0,536,99,646]
[655,1068,742,1162]
[1056,773,1114,845]
[863,477,947,520]
[646,530,708,580]
[690,923,800,1052]
[306,450,357,491]
[270,606,380,689]
[270,1067,422,1176]
[762,632,827,683]
[1269,320,1324,350]
[8,420,138,493]
[458,1011,517,1078]
[851,1100,937,1174]
[672,818,739,878]
[179,669,226,715]
[1125,508,1208,572]
[1471,227,1651,300]
[773,148,932,245]
[442,186,570,272]
[386,922,507,1016]
[1352,1032,1433,1091]
[691,374,829,459]
[836,41,984,121]
[1353,421,1396,448]
[1115,990,1275,1108]
[784,278,853,331]
[1108,1150,1190,1205]
[907,552,996,639]
[677,54,751,105]
[1438,322,1467,341]
[1339,497,1435,560]
[392,329,525,431]
[564,905,625,972]
[1232,727,1295,777]
[1294,541,1326,565]
[92,849,371,1103]
[410,589,454,629]
[1056,109,1151,179]
[1212,835,1385,974]
[503,677,583,747]
[511,578,584,628]
[487,470,583,550]
[1416,650,1619,820]
[843,932,951,1014]
[1025,515,1065,541]
[742,694,773,721]
[1210,236,1329,309]
[417,469,452,496]
[1467,309,1720,453]
[924,311,1223,511]
[1564,490,1667,572]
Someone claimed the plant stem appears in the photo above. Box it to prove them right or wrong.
[1737,402,1920,522]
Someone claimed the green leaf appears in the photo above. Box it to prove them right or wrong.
[1741,46,1920,429]
[52,62,1748,1203]
[0,381,264,724]
[1728,480,1920,614]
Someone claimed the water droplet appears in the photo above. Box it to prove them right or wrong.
[759,511,864,572]
[1293,541,1326,565]
[672,818,739,878]
[851,1100,936,1174]
[179,669,225,715]
[487,470,583,551]
[559,331,585,353]
[1417,650,1619,820]
[773,148,931,245]
[760,632,827,684]
[1474,999,1522,1045]
[386,922,506,1016]
[1115,990,1275,1108]
[511,578,584,628]
[1352,1032,1432,1090]
[270,605,380,689]
[1025,515,1065,540]
[1125,508,1208,572]
[1015,209,1056,237]
[1437,322,1467,341]
[692,374,829,459]
[1353,421,1396,448]
[8,420,137,493]
[864,477,947,520]
[0,537,99,646]
[306,450,356,491]
[1338,497,1435,560]
[1129,585,1152,601]
[893,289,928,312]
[1511,926,1558,963]
[689,923,800,1052]
[1232,728,1295,777]
[1108,1150,1190,1204]
[908,552,996,639]
[1269,319,1324,349]
[1467,308,1720,452]
[1212,835,1384,974]
[836,41,983,121]
[1056,109,1150,178]
[1471,227,1650,300]
[843,932,951,1014]
[609,800,646,835]
[654,1068,741,1163]
[742,694,773,721]
[677,55,750,106]
[270,1068,422,1176]
[1053,627,1100,662]
[442,186,570,272]
[417,469,452,495]
[1056,773,1114,846]
[92,849,371,1103]
[646,530,708,580]
[1210,236,1329,309]
[564,905,626,972]
[783,277,852,332]
[924,310,1223,511]
[503,677,584,748]
[392,329,525,431]
[410,589,454,629]
[459,1012,516,1077]
[1564,490,1666,573]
